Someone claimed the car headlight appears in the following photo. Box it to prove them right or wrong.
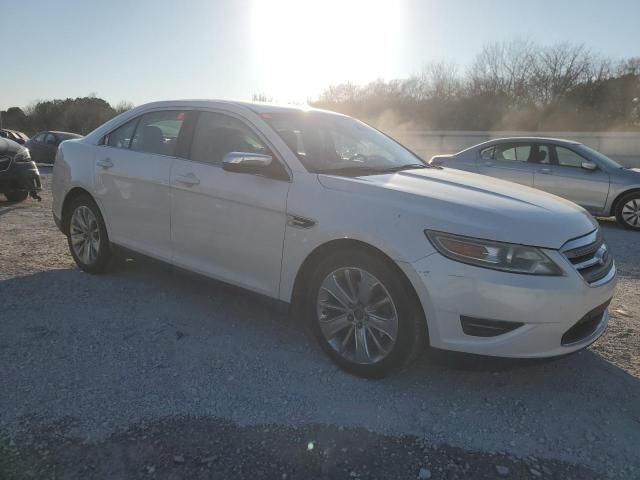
[425,230,563,276]
[14,148,32,163]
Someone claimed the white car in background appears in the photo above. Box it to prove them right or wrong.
[52,101,616,377]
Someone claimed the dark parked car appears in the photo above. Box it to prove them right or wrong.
[26,130,82,164]
[0,128,29,145]
[0,137,41,202]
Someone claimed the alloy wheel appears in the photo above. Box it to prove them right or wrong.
[70,205,101,265]
[621,198,640,227]
[316,267,398,365]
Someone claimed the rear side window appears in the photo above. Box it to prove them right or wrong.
[106,118,138,149]
[190,112,269,165]
[480,146,494,160]
[131,110,186,156]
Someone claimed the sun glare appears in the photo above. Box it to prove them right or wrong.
[250,0,403,102]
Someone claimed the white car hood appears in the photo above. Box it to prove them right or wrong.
[318,167,597,250]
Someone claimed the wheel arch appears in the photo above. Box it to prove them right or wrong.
[610,187,640,216]
[288,238,426,329]
[60,187,104,235]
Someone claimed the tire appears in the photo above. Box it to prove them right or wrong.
[4,191,28,202]
[65,195,112,273]
[615,192,640,231]
[306,248,427,378]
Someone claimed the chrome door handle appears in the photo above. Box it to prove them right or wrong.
[538,167,551,174]
[175,173,200,187]
[96,158,113,169]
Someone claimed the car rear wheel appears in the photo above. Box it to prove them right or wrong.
[66,195,112,273]
[4,191,28,202]
[615,192,640,231]
[307,249,427,378]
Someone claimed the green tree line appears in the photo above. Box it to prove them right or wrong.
[1,97,133,136]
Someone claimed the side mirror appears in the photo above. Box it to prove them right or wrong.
[581,161,597,171]
[222,152,273,174]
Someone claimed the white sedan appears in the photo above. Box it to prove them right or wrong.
[52,100,616,377]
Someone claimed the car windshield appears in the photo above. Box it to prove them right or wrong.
[575,144,624,169]
[262,111,428,175]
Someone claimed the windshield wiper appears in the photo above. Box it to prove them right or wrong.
[318,163,433,177]
[375,164,432,173]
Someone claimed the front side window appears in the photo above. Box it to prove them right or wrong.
[263,112,425,175]
[131,110,186,156]
[554,146,586,168]
[190,112,269,165]
[34,133,46,143]
[45,133,57,145]
[515,145,532,161]
[106,118,138,149]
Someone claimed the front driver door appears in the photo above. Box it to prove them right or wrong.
[533,144,610,214]
[477,142,535,186]
[170,110,290,297]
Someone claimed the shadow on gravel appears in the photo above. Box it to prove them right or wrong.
[0,205,23,216]
[0,416,599,480]
[1,256,639,476]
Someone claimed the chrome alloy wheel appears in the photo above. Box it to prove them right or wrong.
[70,206,101,264]
[316,267,399,365]
[621,198,640,227]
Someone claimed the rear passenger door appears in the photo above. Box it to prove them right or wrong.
[533,144,610,213]
[477,142,534,186]
[95,110,191,260]
[170,110,290,297]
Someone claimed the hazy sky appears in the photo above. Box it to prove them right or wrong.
[2,0,639,109]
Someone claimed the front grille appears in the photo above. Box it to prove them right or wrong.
[561,229,615,286]
[561,300,610,346]
[0,155,11,172]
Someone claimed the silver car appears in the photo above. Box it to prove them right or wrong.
[431,137,640,230]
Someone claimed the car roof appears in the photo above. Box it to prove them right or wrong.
[479,137,582,147]
[48,131,82,136]
[83,99,348,145]
[129,99,343,116]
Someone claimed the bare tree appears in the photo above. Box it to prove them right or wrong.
[467,39,537,104]
[532,43,594,105]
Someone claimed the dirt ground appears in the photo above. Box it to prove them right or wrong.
[1,168,639,479]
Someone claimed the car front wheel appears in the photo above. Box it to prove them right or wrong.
[66,195,112,273]
[616,192,640,230]
[307,249,427,378]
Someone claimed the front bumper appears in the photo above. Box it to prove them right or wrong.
[401,248,616,358]
[0,163,41,193]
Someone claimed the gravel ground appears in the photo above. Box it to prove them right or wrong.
[1,169,639,479]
